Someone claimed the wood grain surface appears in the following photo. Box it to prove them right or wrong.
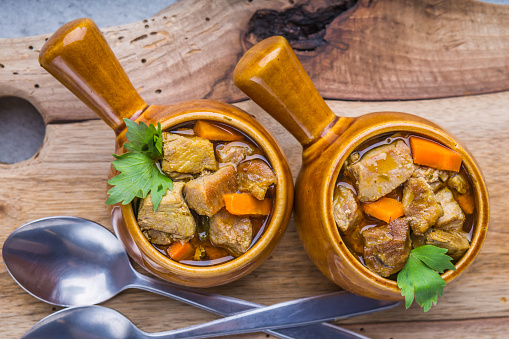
[1,0,509,338]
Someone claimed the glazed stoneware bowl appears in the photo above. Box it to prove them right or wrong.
[234,36,489,300]
[39,19,293,287]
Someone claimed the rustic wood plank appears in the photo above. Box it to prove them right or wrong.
[340,317,509,339]
[1,0,508,124]
[1,0,509,337]
[307,0,509,100]
[1,91,508,337]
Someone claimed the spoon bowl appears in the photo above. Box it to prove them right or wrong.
[3,216,131,306]
[22,306,141,339]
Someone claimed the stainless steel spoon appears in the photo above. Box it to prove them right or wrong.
[22,296,397,339]
[3,216,394,338]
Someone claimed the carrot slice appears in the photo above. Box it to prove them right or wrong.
[204,245,229,260]
[193,120,244,141]
[223,193,271,216]
[167,241,195,261]
[455,192,475,214]
[410,136,462,172]
[362,197,405,223]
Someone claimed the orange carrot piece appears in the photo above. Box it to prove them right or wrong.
[167,241,195,261]
[410,136,462,172]
[455,192,475,214]
[204,245,229,260]
[193,120,244,141]
[362,197,405,223]
[223,193,271,216]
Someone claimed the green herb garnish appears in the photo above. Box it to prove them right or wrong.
[105,119,172,210]
[397,245,456,312]
[122,119,164,158]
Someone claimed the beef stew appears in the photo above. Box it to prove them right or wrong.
[135,120,277,266]
[334,133,475,278]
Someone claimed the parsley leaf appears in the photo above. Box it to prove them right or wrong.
[397,245,456,312]
[123,118,163,159]
[105,119,172,210]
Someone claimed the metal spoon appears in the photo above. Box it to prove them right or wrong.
[3,216,393,338]
[23,295,397,339]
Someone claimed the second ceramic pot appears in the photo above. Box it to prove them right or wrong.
[234,36,489,300]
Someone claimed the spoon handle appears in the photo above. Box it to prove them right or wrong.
[146,292,397,338]
[131,272,257,314]
[132,273,371,339]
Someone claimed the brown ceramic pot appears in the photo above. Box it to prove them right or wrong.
[39,19,293,287]
[234,36,489,300]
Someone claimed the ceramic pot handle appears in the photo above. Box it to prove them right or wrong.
[39,18,147,133]
[234,36,336,146]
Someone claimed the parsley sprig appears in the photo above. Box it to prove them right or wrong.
[105,118,172,210]
[397,245,456,312]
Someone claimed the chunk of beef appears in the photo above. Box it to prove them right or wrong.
[333,185,363,233]
[137,182,196,243]
[412,165,450,183]
[447,173,470,195]
[216,141,258,164]
[412,165,450,192]
[435,188,465,231]
[343,225,364,255]
[362,217,411,277]
[142,229,173,245]
[347,140,414,202]
[161,133,218,176]
[209,208,253,257]
[164,171,195,182]
[184,165,238,217]
[402,177,443,236]
[426,229,470,260]
[237,159,277,200]
[410,233,427,249]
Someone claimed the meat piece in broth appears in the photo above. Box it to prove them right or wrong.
[137,182,196,243]
[435,188,465,231]
[447,173,470,195]
[161,133,218,176]
[426,229,470,260]
[347,140,414,202]
[412,165,450,192]
[209,208,253,257]
[410,233,427,249]
[237,159,277,200]
[216,141,258,165]
[333,185,363,233]
[362,217,411,277]
[402,177,443,236]
[163,171,195,182]
[184,165,238,217]
[142,229,173,245]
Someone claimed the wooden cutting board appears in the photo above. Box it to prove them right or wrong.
[1,0,508,338]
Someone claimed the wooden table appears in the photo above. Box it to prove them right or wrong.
[1,0,508,337]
